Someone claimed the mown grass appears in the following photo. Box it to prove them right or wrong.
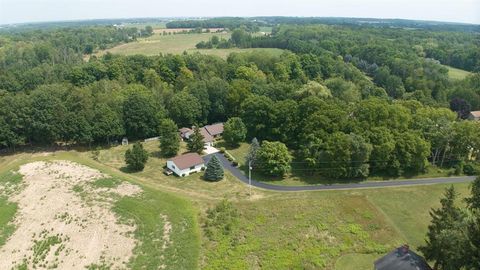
[335,253,378,270]
[364,182,470,248]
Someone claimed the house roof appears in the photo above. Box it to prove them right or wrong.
[204,123,224,136]
[470,111,480,118]
[375,246,432,270]
[168,153,204,170]
[200,127,214,143]
[179,127,192,134]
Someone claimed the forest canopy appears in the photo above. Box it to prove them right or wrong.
[0,18,479,180]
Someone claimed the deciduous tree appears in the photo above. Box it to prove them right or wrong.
[255,141,292,177]
[125,142,149,171]
[159,119,180,157]
[187,126,204,154]
[223,117,247,146]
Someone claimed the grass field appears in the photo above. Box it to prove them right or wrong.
[445,65,472,80]
[97,32,284,59]
[0,141,473,269]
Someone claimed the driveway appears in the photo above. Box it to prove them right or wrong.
[203,145,220,155]
[203,153,476,192]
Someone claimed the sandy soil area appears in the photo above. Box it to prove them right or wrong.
[0,161,142,269]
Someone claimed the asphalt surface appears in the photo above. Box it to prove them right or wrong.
[203,153,476,192]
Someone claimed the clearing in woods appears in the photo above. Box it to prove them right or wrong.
[445,65,472,80]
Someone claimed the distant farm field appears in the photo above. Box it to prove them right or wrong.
[97,32,284,59]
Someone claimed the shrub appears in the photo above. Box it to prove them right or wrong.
[219,147,226,153]
[124,142,149,171]
[454,162,464,175]
[463,163,480,175]
[232,161,239,167]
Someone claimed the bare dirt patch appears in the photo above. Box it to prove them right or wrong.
[0,161,142,269]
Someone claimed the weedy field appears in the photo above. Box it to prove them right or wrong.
[0,141,471,269]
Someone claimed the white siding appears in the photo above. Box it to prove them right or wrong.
[167,160,204,177]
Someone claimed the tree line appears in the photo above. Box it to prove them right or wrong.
[0,24,479,180]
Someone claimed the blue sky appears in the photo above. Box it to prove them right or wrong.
[1,0,479,25]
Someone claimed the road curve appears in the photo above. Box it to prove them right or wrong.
[203,153,476,192]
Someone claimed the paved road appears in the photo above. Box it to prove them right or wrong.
[203,153,476,192]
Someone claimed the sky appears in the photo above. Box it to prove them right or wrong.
[0,0,479,25]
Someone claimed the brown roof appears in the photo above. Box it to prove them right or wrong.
[168,153,204,170]
[470,111,480,118]
[179,127,192,134]
[200,127,214,143]
[204,123,224,136]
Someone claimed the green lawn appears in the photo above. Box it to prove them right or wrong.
[335,253,379,270]
[445,65,472,80]
[364,182,470,248]
[97,32,284,59]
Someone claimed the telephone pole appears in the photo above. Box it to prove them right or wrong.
[248,160,252,197]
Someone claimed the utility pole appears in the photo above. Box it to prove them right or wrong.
[248,160,252,198]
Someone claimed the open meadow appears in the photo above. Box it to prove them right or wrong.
[445,65,472,80]
[97,30,283,59]
[0,140,471,269]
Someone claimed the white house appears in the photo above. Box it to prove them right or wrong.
[166,153,205,177]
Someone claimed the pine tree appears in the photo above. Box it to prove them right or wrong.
[125,142,149,171]
[245,137,260,166]
[187,126,204,154]
[204,155,224,181]
[420,186,464,270]
[159,119,180,157]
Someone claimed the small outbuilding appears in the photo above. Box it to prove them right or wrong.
[166,153,205,177]
[468,111,480,121]
[121,137,129,145]
[374,245,432,270]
